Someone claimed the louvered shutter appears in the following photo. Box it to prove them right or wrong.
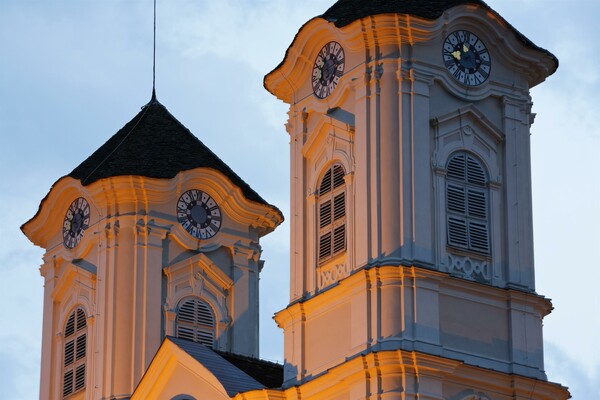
[176,298,215,347]
[318,164,347,263]
[74,364,86,392]
[319,202,332,228]
[319,168,332,195]
[332,164,345,189]
[63,308,87,398]
[466,155,486,185]
[76,309,86,330]
[63,370,74,398]
[333,193,345,221]
[448,217,469,248]
[446,152,490,254]
[333,225,345,254]
[64,340,75,367]
[447,153,466,180]
[467,189,487,219]
[319,232,332,260]
[64,313,75,337]
[447,184,466,214]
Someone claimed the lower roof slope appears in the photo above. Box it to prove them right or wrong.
[168,337,281,396]
[217,350,283,389]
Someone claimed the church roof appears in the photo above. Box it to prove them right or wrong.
[322,0,489,27]
[217,351,283,389]
[167,337,269,396]
[69,97,273,208]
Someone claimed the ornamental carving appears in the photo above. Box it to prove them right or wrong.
[447,253,491,283]
[458,392,491,400]
[318,262,351,290]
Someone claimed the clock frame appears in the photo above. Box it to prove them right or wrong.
[442,30,491,86]
[176,189,222,239]
[62,197,90,249]
[312,41,345,99]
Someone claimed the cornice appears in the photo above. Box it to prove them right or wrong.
[22,167,283,252]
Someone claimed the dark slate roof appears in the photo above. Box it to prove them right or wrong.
[217,351,283,389]
[322,0,490,27]
[168,336,267,396]
[68,97,272,207]
[265,0,557,88]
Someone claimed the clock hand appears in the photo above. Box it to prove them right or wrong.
[452,50,462,60]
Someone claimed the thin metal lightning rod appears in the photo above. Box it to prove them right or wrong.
[152,0,157,100]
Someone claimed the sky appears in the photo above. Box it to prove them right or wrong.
[0,0,598,399]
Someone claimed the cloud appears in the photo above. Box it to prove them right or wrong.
[0,338,41,400]
[159,0,330,73]
[545,342,600,399]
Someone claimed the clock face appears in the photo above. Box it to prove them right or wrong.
[312,41,345,99]
[63,197,90,249]
[177,189,222,239]
[443,30,491,86]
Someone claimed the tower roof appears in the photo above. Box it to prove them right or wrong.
[322,0,488,27]
[69,99,272,207]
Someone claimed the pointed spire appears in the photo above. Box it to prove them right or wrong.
[152,0,157,100]
[149,87,158,105]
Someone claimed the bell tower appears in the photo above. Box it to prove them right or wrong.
[265,1,569,399]
[21,98,282,399]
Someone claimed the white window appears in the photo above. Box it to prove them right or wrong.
[63,308,87,398]
[176,297,215,347]
[446,152,490,254]
[318,164,346,263]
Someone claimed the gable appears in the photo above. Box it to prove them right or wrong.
[132,337,266,400]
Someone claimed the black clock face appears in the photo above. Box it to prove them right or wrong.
[443,30,491,86]
[177,189,222,239]
[312,41,345,99]
[63,197,90,249]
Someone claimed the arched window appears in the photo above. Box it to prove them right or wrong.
[446,152,490,254]
[176,297,215,347]
[63,308,87,398]
[318,164,346,263]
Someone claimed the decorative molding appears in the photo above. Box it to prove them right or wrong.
[343,171,354,185]
[233,242,262,266]
[192,273,204,296]
[455,391,491,400]
[318,262,351,290]
[447,253,491,283]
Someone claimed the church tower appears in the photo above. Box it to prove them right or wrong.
[265,1,569,399]
[21,98,282,399]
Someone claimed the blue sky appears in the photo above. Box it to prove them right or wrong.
[1,1,598,398]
